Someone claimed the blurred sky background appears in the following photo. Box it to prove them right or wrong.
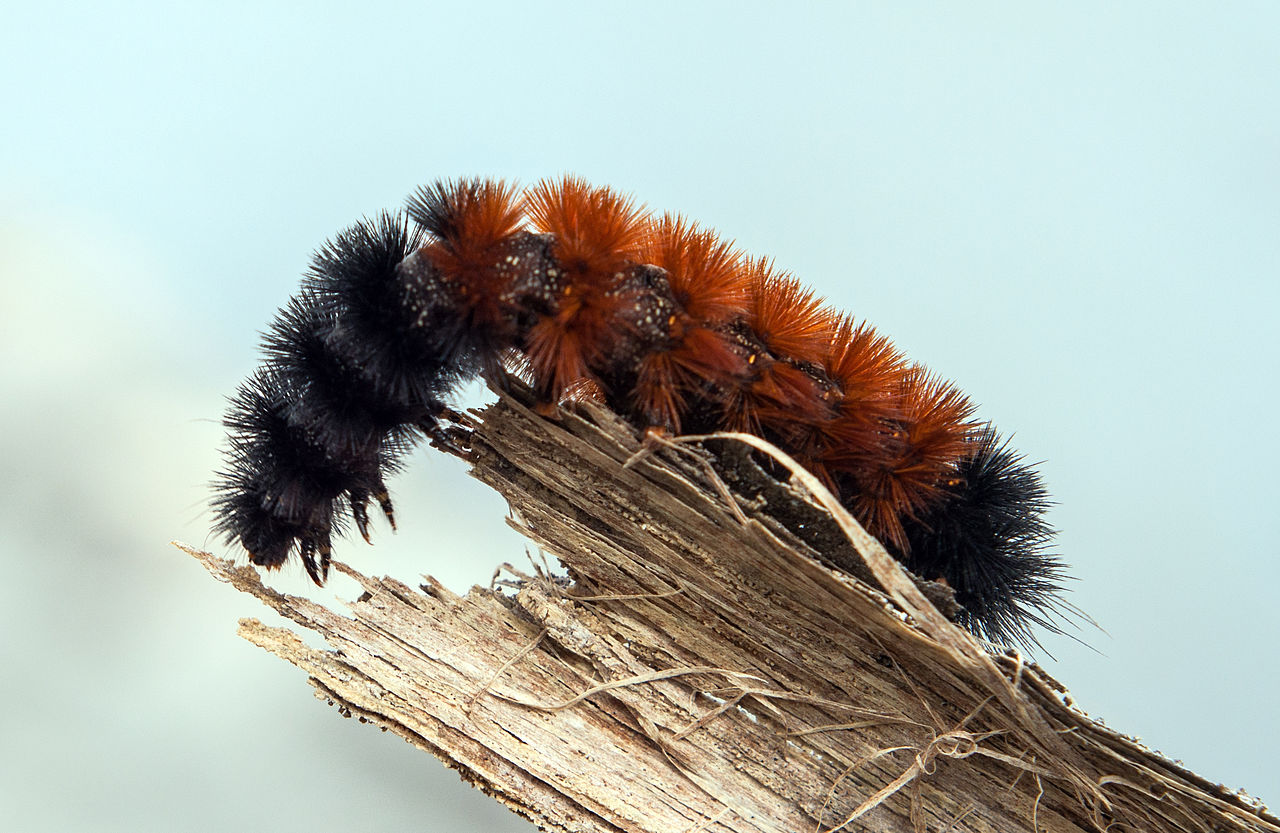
[2,2,1278,830]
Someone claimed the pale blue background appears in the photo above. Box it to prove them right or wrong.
[3,2,1277,830]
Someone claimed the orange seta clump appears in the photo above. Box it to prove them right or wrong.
[521,176,651,401]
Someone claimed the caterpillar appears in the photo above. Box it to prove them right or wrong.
[212,176,1069,648]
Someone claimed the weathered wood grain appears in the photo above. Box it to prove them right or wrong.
[180,385,1278,833]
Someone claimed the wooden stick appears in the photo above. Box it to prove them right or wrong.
[177,386,1279,833]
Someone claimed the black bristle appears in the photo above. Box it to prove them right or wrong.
[405,178,481,244]
[305,213,469,414]
[902,425,1070,649]
[212,214,465,585]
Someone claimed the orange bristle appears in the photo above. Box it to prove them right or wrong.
[641,214,749,323]
[523,176,648,274]
[811,317,910,460]
[754,361,833,427]
[718,379,764,436]
[781,320,903,484]
[406,178,525,331]
[845,369,977,551]
[522,297,599,399]
[410,178,523,258]
[633,349,683,429]
[517,177,652,401]
[847,474,915,555]
[408,179,522,281]
[894,369,977,482]
[627,216,750,431]
[825,317,907,403]
[714,260,840,441]
[714,351,830,436]
[633,325,748,431]
[744,259,838,365]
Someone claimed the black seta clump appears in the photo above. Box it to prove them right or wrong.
[902,427,1068,647]
[213,213,460,584]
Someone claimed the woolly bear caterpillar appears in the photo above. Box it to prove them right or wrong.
[212,177,1069,647]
